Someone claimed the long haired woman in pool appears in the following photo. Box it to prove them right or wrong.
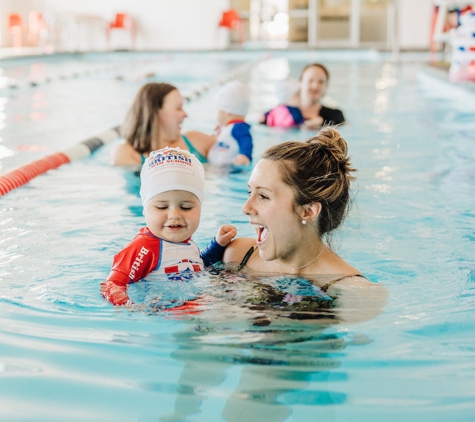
[223,127,383,299]
[112,82,215,166]
[263,63,345,130]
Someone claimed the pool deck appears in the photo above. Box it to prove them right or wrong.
[0,46,46,59]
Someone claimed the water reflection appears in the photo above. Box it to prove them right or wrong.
[128,270,378,421]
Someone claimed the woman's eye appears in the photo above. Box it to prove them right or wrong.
[246,189,251,196]
[259,193,269,200]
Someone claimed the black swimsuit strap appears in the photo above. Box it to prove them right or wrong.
[321,274,366,292]
[237,245,257,271]
[237,246,366,290]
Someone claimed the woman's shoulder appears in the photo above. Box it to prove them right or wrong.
[223,237,256,265]
[183,130,215,159]
[112,142,143,166]
[183,131,215,148]
[320,105,345,124]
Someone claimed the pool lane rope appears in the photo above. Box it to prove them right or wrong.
[0,127,121,197]
[3,55,173,90]
[0,55,269,198]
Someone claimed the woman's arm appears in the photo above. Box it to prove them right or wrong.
[326,277,388,323]
[183,131,216,159]
[111,142,143,166]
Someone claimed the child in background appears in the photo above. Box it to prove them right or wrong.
[207,80,253,166]
[101,147,237,306]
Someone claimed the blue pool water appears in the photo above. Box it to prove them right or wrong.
[1,50,475,422]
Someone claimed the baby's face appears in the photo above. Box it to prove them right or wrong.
[143,190,201,243]
[217,109,230,127]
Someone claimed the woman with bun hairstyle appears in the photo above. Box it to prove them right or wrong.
[112,82,215,166]
[223,127,384,301]
[263,63,345,130]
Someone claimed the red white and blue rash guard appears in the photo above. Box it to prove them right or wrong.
[207,120,253,165]
[101,227,224,306]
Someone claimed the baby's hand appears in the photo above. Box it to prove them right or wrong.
[214,125,222,137]
[234,154,251,166]
[216,225,237,247]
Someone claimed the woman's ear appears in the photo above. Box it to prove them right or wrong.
[302,202,322,222]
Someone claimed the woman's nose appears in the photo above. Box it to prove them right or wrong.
[242,197,253,215]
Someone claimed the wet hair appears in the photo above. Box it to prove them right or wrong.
[299,63,330,81]
[261,127,356,237]
[121,82,177,154]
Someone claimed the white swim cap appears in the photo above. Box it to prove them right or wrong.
[140,147,205,205]
[215,80,250,116]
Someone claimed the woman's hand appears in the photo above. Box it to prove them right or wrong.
[302,116,324,131]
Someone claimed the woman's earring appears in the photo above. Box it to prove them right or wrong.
[302,220,307,225]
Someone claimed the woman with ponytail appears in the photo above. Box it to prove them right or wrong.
[223,127,385,303]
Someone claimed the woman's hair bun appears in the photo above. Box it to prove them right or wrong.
[262,126,356,236]
[307,126,347,156]
[306,127,354,180]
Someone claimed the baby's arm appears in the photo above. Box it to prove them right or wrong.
[101,278,131,306]
[101,234,156,306]
[216,224,237,246]
[231,123,253,165]
[200,225,237,267]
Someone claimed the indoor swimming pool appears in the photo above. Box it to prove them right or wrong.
[1,50,475,421]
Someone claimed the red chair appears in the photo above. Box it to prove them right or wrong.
[8,14,25,48]
[107,13,136,50]
[218,9,244,45]
[28,11,47,47]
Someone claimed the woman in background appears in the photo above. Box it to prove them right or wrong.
[262,63,345,130]
[112,82,215,166]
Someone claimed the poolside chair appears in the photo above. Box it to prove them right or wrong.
[107,13,136,50]
[8,13,25,48]
[28,11,47,47]
[218,9,244,45]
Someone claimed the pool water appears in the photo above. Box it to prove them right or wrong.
[1,50,475,422]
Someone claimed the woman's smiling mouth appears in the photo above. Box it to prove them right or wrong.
[252,224,269,245]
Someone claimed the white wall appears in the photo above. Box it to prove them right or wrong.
[1,0,230,50]
[398,0,433,50]
[1,0,435,51]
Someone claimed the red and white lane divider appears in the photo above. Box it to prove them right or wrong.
[0,127,120,197]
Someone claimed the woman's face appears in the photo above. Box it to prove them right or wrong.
[242,159,305,262]
[157,89,188,142]
[300,66,328,104]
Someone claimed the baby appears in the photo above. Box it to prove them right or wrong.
[101,147,236,306]
[207,80,253,166]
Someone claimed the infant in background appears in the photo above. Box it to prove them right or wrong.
[207,80,253,166]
